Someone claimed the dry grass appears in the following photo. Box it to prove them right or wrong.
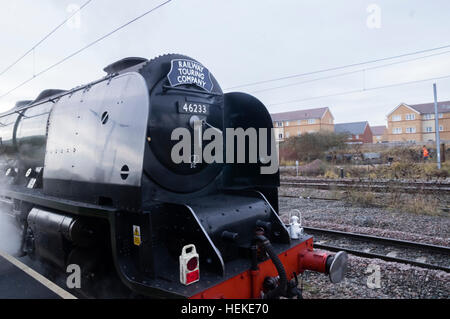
[281,161,450,180]
[344,190,377,207]
[401,198,441,216]
[343,189,444,216]
[385,193,442,216]
[378,162,450,180]
[281,144,450,180]
[323,169,339,179]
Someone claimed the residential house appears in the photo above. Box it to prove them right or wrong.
[334,121,373,144]
[371,125,388,143]
[271,107,334,142]
[386,101,450,143]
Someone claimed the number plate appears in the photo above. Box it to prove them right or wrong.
[178,102,209,115]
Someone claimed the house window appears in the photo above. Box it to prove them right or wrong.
[278,133,283,139]
[439,113,443,118]
[276,121,283,127]
[439,125,443,131]
[286,132,290,138]
[393,128,402,134]
[426,127,433,133]
[355,135,359,139]
[307,119,315,124]
[297,131,301,136]
[406,127,416,133]
[405,114,415,120]
[424,114,433,120]
[297,120,301,125]
[392,115,401,121]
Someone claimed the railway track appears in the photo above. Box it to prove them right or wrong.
[282,177,450,186]
[280,177,450,194]
[278,194,450,211]
[280,194,340,201]
[301,226,450,272]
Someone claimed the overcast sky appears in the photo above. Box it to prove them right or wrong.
[1,0,450,126]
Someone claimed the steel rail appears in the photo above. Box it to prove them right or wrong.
[279,195,339,201]
[303,227,450,255]
[280,181,450,194]
[300,227,450,272]
[313,243,450,272]
[281,177,450,187]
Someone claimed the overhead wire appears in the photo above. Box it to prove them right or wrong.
[226,44,450,90]
[0,0,94,77]
[267,73,450,107]
[0,0,172,100]
[249,49,450,95]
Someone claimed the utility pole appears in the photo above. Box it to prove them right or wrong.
[433,83,441,169]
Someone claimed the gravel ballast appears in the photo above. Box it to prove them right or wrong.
[279,192,450,246]
[277,192,450,298]
[301,254,449,299]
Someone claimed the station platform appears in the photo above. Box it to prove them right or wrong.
[0,251,76,299]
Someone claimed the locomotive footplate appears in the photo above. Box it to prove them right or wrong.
[0,185,117,218]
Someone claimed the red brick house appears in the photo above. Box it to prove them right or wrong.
[371,125,388,143]
[334,121,373,144]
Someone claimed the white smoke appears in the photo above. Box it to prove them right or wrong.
[0,206,22,255]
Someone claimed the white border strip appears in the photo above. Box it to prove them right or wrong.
[0,250,77,299]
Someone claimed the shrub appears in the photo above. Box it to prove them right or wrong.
[279,131,348,163]
[298,159,326,176]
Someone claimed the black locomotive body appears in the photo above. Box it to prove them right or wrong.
[0,54,346,298]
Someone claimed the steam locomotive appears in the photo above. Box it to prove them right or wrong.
[0,54,347,298]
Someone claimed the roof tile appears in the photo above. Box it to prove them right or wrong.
[334,121,369,135]
[371,125,387,136]
[271,107,329,121]
[408,101,450,114]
